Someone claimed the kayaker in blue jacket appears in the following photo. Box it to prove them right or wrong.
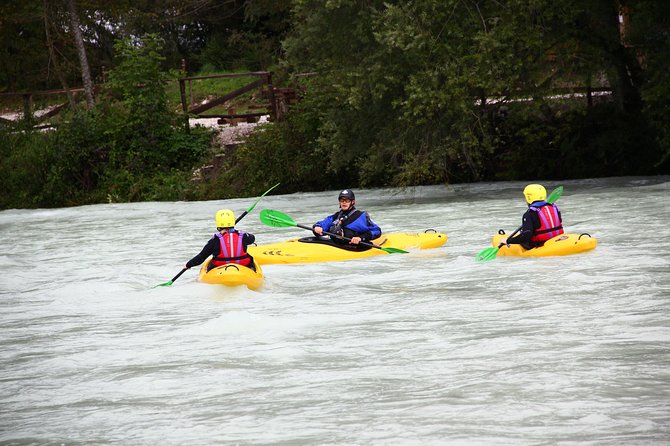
[185,209,257,271]
[502,184,564,250]
[312,189,382,246]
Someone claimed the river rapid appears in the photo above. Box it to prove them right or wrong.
[1,176,669,445]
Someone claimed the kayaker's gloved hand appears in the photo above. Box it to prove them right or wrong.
[359,230,372,241]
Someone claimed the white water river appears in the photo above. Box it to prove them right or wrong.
[1,176,669,445]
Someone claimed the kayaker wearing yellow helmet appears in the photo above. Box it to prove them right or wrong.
[312,189,382,247]
[185,209,257,271]
[501,184,564,250]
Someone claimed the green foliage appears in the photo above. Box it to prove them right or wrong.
[106,35,172,116]
[198,30,279,72]
[492,102,661,180]
[45,109,109,205]
[0,0,291,94]
[278,1,522,186]
[1,34,213,209]
[96,35,211,184]
[2,0,669,210]
[628,0,670,169]
[0,129,57,208]
[271,0,668,189]
[100,168,194,203]
[193,100,329,199]
[0,2,57,92]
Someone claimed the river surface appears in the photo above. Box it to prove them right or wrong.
[1,176,669,445]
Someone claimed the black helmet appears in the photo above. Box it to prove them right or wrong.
[338,189,355,200]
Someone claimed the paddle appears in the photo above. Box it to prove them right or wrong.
[153,182,281,287]
[153,267,188,288]
[475,185,564,262]
[235,182,281,224]
[259,209,409,254]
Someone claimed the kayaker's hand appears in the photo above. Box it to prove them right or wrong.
[314,226,323,235]
[350,236,361,245]
[500,238,507,245]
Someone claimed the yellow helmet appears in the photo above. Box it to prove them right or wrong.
[523,184,547,204]
[215,209,236,228]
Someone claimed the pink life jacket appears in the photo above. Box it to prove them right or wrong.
[211,230,252,267]
[529,203,564,243]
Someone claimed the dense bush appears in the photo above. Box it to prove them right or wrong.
[488,101,662,181]
[192,93,333,199]
[0,35,213,209]
[2,1,668,210]
[0,130,57,208]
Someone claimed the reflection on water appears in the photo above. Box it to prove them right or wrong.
[1,176,669,444]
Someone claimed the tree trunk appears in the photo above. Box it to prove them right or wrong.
[66,0,95,108]
[605,0,643,113]
[44,0,76,109]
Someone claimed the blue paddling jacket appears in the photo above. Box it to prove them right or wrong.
[313,207,382,244]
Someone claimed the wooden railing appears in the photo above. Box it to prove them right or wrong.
[0,87,87,128]
[1,76,611,130]
[178,71,277,123]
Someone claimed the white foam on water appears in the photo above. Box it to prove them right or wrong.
[1,176,669,444]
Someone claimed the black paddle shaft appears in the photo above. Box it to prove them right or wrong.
[171,267,188,282]
[498,226,522,248]
[235,211,248,224]
[301,223,383,250]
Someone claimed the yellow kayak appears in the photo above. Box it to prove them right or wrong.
[198,258,263,290]
[492,232,597,257]
[248,231,447,265]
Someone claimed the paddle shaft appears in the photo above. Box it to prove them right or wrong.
[153,267,187,287]
[259,209,407,254]
[300,223,386,251]
[235,211,250,224]
[170,267,188,282]
[235,182,280,224]
[498,226,521,248]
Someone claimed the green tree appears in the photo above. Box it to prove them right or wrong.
[0,2,55,92]
[35,34,212,207]
[276,0,667,186]
[625,0,670,168]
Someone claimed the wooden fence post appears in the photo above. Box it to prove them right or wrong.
[179,79,188,113]
[178,78,189,133]
[264,72,276,121]
[22,94,33,124]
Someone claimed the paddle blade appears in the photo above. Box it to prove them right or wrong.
[381,246,409,254]
[260,209,297,228]
[153,280,174,288]
[547,185,563,204]
[475,246,500,262]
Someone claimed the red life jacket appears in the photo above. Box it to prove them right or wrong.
[529,203,564,243]
[211,230,252,267]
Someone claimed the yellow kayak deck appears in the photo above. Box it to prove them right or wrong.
[492,233,597,257]
[248,230,447,265]
[198,258,263,290]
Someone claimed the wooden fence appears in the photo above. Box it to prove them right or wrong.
[178,71,300,124]
[1,75,610,130]
[0,71,301,128]
[0,87,87,128]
